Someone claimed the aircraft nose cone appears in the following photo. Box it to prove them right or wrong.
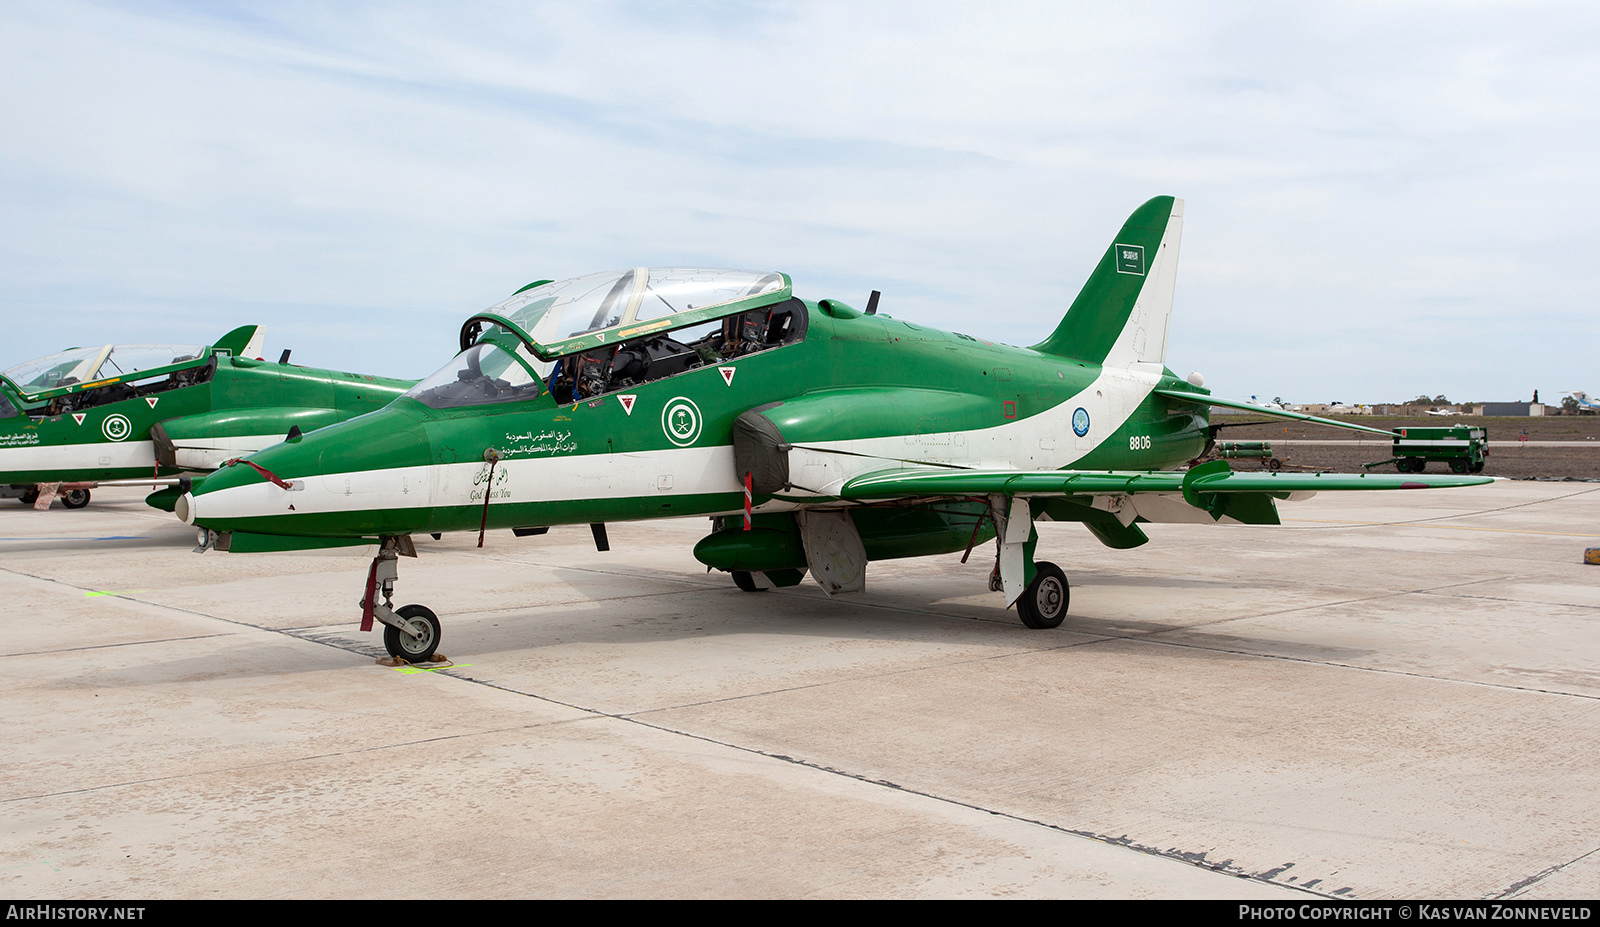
[188,404,436,538]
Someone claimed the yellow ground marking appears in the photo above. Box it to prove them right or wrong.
[393,663,472,674]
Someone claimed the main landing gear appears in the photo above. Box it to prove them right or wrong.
[988,494,1072,630]
[361,536,442,664]
[1016,562,1069,629]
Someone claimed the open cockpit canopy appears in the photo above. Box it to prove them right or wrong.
[1,344,207,400]
[460,267,790,360]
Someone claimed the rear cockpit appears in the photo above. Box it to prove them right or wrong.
[1,344,212,416]
[407,267,807,410]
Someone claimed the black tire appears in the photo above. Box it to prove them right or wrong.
[1017,561,1069,629]
[20,486,38,505]
[61,488,90,509]
[1449,459,1468,474]
[731,570,767,593]
[1470,460,1485,474]
[383,604,441,663]
[1267,458,1282,471]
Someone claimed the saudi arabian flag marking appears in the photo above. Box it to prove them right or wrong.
[1115,243,1145,276]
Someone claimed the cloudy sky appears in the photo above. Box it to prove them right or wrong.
[2,1,1594,404]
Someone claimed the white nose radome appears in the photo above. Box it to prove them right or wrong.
[176,492,194,525]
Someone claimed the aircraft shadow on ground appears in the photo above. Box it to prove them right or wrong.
[0,535,176,553]
[343,563,1384,668]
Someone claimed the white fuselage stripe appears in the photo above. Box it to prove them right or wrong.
[0,433,292,480]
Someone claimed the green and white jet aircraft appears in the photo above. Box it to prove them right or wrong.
[179,197,1492,663]
[1,325,414,510]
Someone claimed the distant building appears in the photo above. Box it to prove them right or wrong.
[1480,402,1548,416]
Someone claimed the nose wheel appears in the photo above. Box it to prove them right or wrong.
[383,604,441,664]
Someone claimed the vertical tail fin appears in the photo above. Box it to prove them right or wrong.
[1029,196,1184,368]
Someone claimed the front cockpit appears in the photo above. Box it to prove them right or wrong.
[406,267,806,411]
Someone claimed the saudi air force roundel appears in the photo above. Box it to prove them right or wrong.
[661,397,702,447]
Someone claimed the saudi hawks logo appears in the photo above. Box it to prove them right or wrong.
[1072,407,1091,437]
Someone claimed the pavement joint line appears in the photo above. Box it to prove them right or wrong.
[1496,843,1600,899]
[1121,633,1600,702]
[1418,589,1600,611]
[599,712,1335,898]
[1274,485,1600,533]
[0,717,592,807]
[255,628,1344,893]
[380,651,1343,899]
[5,546,1579,896]
[12,515,1591,892]
[1282,519,1600,539]
[1,632,239,658]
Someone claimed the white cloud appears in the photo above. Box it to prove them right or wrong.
[0,0,1595,403]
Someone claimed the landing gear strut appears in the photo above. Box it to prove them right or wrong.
[990,495,1071,629]
[360,535,441,663]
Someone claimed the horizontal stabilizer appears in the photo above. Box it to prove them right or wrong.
[1154,389,1399,438]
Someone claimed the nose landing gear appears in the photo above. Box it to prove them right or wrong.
[361,535,442,664]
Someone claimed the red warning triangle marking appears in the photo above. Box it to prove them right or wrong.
[618,394,636,415]
[72,413,86,425]
[145,396,159,408]
[719,367,736,386]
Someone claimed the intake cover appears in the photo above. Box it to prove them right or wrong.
[731,404,791,494]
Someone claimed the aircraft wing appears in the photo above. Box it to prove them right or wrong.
[839,464,1492,500]
[1152,388,1398,438]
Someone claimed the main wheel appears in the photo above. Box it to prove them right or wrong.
[731,570,767,592]
[61,488,90,509]
[383,604,442,663]
[1470,460,1485,473]
[19,486,38,505]
[1449,459,1468,474]
[1017,561,1070,629]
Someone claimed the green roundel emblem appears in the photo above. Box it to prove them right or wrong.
[101,413,133,442]
[661,397,702,447]
[1072,407,1090,437]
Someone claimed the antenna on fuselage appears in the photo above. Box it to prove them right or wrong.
[865,290,881,315]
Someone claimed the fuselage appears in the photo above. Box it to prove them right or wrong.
[183,300,1212,539]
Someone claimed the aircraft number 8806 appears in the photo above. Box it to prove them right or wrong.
[1129,435,1151,450]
